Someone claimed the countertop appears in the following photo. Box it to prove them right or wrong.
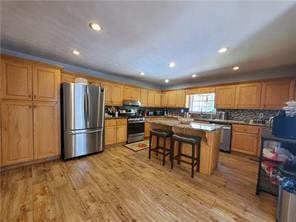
[146,115,267,127]
[150,119,222,132]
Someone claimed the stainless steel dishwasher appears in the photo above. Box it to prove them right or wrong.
[209,122,232,152]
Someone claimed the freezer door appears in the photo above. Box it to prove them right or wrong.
[63,83,105,131]
[63,128,104,159]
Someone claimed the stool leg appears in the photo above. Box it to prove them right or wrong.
[156,136,159,156]
[148,132,152,159]
[177,142,181,165]
[196,142,200,172]
[170,139,174,169]
[191,143,195,178]
[162,137,166,166]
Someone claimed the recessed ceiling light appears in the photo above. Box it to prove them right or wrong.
[218,47,228,53]
[192,74,197,78]
[233,66,239,70]
[89,23,102,31]
[165,79,170,83]
[72,50,80,55]
[140,72,145,76]
[168,62,175,68]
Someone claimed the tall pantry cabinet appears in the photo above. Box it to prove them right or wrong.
[0,56,61,167]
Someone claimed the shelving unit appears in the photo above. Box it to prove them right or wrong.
[256,129,296,196]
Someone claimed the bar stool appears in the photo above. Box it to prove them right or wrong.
[170,134,201,178]
[149,129,172,165]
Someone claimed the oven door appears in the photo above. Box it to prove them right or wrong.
[127,122,145,143]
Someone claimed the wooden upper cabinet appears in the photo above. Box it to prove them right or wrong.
[147,90,155,107]
[61,72,76,83]
[161,92,168,107]
[154,91,161,107]
[1,100,34,166]
[33,102,60,159]
[167,91,176,107]
[33,65,60,102]
[1,57,32,100]
[235,83,262,109]
[111,84,123,106]
[140,88,148,107]
[215,85,236,109]
[175,90,186,107]
[101,82,112,105]
[124,86,140,100]
[261,79,294,109]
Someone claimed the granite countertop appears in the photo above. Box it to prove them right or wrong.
[150,119,222,132]
[105,116,128,119]
[193,118,268,127]
[148,115,268,127]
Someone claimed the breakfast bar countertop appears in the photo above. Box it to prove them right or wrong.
[150,119,222,132]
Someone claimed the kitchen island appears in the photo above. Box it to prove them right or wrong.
[150,119,222,176]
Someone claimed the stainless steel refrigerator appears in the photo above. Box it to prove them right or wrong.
[62,83,105,160]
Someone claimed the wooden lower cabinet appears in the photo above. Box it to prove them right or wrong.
[231,124,260,156]
[117,125,127,143]
[104,119,127,145]
[1,100,60,167]
[1,100,34,166]
[105,126,117,145]
[33,102,60,159]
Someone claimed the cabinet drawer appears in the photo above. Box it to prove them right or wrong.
[116,119,127,126]
[105,119,117,127]
[232,124,259,134]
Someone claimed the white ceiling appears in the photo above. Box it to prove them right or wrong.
[1,1,296,86]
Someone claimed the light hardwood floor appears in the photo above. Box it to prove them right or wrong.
[0,146,275,222]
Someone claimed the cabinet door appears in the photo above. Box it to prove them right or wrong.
[167,91,176,107]
[140,89,148,107]
[161,92,168,107]
[33,65,60,101]
[105,126,117,145]
[154,91,161,107]
[101,82,112,105]
[235,83,261,109]
[215,85,236,109]
[117,125,127,143]
[175,90,186,107]
[33,102,60,159]
[61,73,76,83]
[261,79,294,109]
[1,58,32,100]
[111,84,123,106]
[147,90,155,107]
[124,86,140,100]
[231,132,258,156]
[1,100,33,166]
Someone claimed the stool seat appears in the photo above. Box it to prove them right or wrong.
[172,134,201,144]
[151,129,172,137]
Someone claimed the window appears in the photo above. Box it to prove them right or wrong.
[188,93,216,113]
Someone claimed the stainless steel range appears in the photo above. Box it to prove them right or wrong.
[120,100,145,143]
[127,117,145,143]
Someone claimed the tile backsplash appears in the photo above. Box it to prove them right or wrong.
[218,109,279,122]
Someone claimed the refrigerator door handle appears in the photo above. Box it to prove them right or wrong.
[65,128,103,135]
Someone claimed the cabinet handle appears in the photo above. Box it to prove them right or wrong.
[29,105,32,109]
[34,95,36,99]
[28,95,32,98]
